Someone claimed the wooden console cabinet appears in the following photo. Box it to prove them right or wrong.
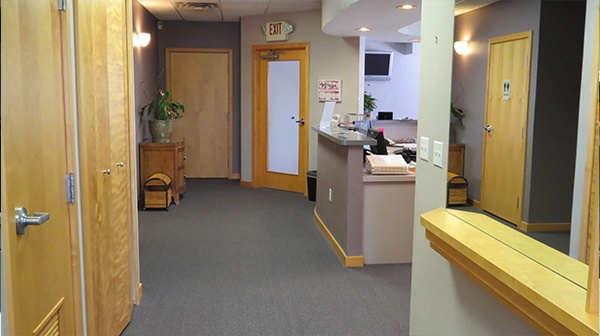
[448,143,465,176]
[139,141,186,204]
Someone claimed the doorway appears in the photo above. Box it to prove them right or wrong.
[252,43,309,193]
[167,48,234,178]
[481,31,532,225]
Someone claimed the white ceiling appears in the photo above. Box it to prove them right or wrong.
[137,0,499,42]
[137,0,321,22]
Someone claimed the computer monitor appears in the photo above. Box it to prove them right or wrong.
[367,128,387,155]
[354,119,372,134]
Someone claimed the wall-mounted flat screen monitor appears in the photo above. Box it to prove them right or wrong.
[365,51,393,81]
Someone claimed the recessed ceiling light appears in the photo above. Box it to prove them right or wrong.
[356,27,371,32]
[398,4,417,10]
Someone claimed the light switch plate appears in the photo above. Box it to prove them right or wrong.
[433,141,443,168]
[419,136,429,161]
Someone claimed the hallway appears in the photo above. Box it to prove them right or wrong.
[122,179,411,335]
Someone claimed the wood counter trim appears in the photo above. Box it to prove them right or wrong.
[314,208,364,267]
[518,221,571,232]
[239,180,254,188]
[421,208,598,335]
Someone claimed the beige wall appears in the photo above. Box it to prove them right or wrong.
[240,9,361,181]
[570,0,600,257]
[409,1,536,334]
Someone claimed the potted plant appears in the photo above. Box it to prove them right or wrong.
[140,90,185,143]
[450,103,465,125]
[364,92,377,118]
[450,103,465,143]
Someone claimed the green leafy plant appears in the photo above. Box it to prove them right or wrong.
[364,92,377,115]
[450,103,465,125]
[139,90,185,121]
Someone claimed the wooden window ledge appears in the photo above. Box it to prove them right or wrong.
[421,208,598,335]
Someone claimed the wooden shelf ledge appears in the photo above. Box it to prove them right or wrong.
[421,208,598,335]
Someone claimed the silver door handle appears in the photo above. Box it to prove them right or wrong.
[116,162,124,167]
[15,207,50,235]
[295,119,305,125]
[103,169,111,175]
[483,125,493,133]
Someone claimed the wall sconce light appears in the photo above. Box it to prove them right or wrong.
[454,40,470,55]
[133,32,151,47]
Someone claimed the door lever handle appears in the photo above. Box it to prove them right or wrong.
[295,119,305,125]
[15,207,50,235]
[103,169,111,175]
[483,125,493,133]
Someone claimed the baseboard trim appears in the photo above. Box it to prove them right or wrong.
[313,208,364,267]
[518,221,571,232]
[230,173,241,180]
[240,180,253,188]
[469,198,481,209]
[135,283,143,305]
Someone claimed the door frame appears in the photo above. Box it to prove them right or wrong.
[251,42,310,190]
[166,48,235,179]
[480,31,532,226]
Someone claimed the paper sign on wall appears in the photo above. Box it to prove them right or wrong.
[503,79,511,101]
[318,79,342,102]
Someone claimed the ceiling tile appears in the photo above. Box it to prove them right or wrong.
[138,0,182,20]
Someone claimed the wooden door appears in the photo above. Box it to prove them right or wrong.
[253,43,309,193]
[1,1,82,335]
[73,0,133,334]
[481,31,532,225]
[167,48,233,178]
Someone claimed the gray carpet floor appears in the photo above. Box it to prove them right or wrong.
[121,179,411,336]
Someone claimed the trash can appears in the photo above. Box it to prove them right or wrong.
[307,170,317,201]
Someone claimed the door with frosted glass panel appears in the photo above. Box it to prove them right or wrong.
[256,45,309,193]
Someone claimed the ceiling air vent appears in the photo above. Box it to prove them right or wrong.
[175,2,219,11]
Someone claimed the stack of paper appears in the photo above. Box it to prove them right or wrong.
[365,154,409,174]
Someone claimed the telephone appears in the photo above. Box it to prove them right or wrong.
[384,136,395,146]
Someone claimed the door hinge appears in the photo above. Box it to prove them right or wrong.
[66,172,75,204]
[516,197,520,209]
[521,127,524,139]
[58,0,67,11]
[227,159,230,167]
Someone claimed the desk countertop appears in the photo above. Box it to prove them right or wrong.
[312,125,376,146]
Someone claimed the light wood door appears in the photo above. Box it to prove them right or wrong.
[74,0,133,334]
[167,48,233,178]
[1,1,82,335]
[253,43,309,193]
[481,31,532,225]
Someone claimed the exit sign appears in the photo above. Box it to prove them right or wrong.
[266,21,290,42]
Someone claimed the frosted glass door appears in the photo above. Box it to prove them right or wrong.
[267,60,300,175]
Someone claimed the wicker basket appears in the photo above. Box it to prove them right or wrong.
[447,172,468,206]
[144,173,172,209]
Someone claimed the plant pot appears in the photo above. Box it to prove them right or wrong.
[149,120,173,143]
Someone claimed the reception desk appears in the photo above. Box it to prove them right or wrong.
[312,126,416,266]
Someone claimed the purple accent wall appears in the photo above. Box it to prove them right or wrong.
[452,0,585,224]
[527,1,585,223]
[452,0,541,211]
[157,21,241,174]
[133,0,158,193]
